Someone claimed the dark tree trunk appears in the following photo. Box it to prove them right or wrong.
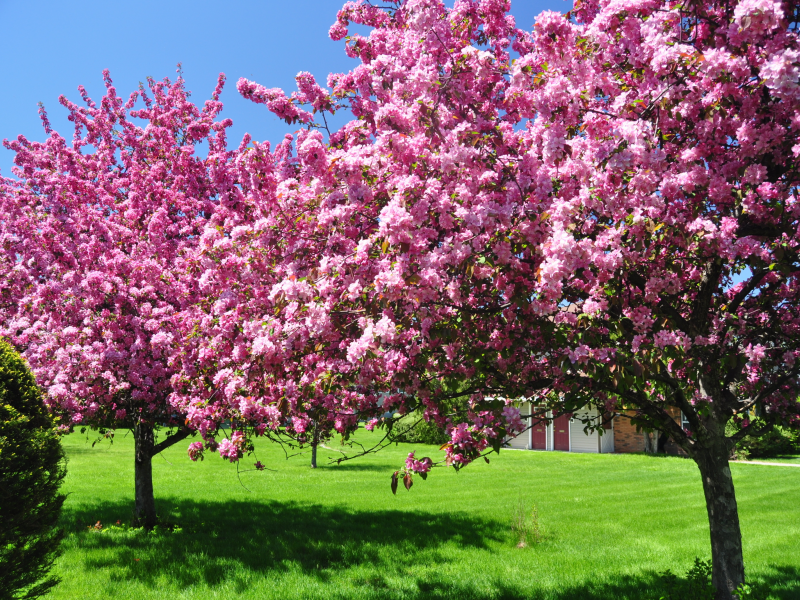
[694,443,745,600]
[310,422,319,469]
[133,422,157,529]
[656,431,667,454]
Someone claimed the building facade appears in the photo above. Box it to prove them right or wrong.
[506,402,684,455]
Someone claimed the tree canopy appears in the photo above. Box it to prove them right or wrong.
[1,0,797,596]
[170,1,799,596]
[0,71,240,526]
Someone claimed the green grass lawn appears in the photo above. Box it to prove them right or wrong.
[49,430,800,600]
[743,455,800,465]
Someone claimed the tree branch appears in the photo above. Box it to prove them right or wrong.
[151,426,194,457]
[725,266,767,315]
[727,422,773,445]
[629,272,692,334]
[689,257,723,335]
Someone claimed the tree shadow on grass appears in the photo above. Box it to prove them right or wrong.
[764,455,800,462]
[60,499,800,599]
[317,461,403,472]
[62,498,503,591]
[412,566,800,600]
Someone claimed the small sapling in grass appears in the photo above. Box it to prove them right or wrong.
[511,498,542,548]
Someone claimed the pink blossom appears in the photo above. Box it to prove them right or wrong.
[292,417,310,434]
[733,0,784,35]
[405,452,432,474]
[761,48,800,100]
[236,78,312,124]
[744,344,767,365]
[502,406,525,434]
[217,439,241,462]
[187,442,204,462]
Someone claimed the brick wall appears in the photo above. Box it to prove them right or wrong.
[613,407,686,455]
[613,411,645,453]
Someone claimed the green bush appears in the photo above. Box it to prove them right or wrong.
[656,558,766,600]
[739,426,799,459]
[727,420,800,460]
[392,411,452,445]
[392,394,483,445]
[657,558,715,600]
[0,340,66,600]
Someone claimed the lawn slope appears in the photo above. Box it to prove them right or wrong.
[51,431,800,600]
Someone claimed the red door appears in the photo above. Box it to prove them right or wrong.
[553,413,571,451]
[531,419,547,450]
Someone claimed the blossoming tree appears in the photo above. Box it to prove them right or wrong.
[177,0,799,596]
[0,70,241,528]
[500,0,800,595]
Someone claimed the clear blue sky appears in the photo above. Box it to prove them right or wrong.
[0,0,567,177]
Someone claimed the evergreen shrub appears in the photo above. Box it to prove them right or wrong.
[0,340,66,600]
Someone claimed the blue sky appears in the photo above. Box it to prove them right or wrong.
[0,0,567,177]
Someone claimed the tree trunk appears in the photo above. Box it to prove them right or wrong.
[133,422,157,529]
[644,430,656,454]
[694,443,745,599]
[644,430,667,454]
[310,422,319,469]
[656,431,667,454]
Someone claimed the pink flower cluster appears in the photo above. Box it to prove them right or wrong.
[187,442,204,462]
[445,423,491,468]
[217,431,246,463]
[405,452,432,474]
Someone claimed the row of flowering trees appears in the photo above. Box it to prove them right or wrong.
[1,0,798,597]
